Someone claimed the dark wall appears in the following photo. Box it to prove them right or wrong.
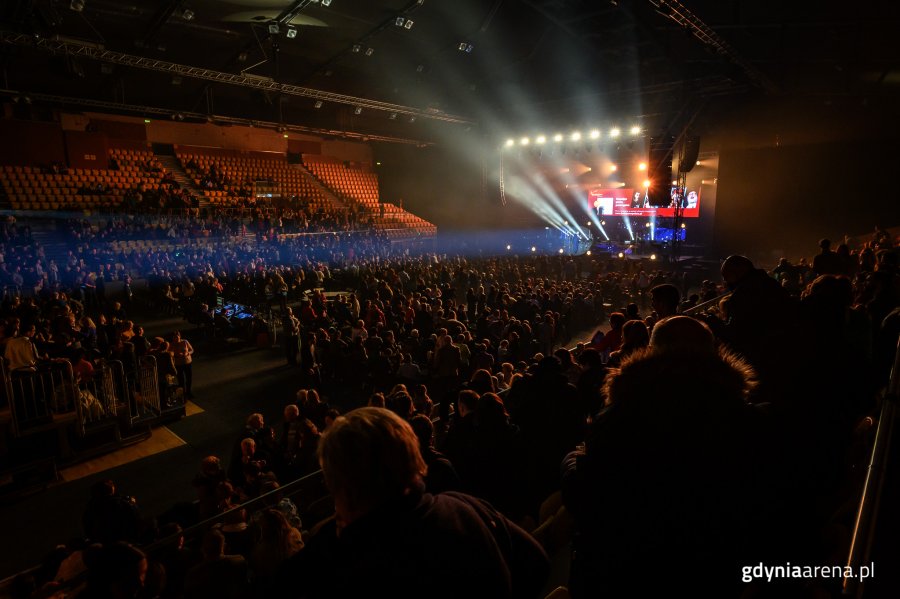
[0,119,66,166]
[65,130,109,169]
[716,139,900,262]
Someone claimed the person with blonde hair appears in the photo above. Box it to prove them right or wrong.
[275,407,549,598]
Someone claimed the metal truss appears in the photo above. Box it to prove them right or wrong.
[649,0,779,94]
[0,88,435,147]
[0,30,475,125]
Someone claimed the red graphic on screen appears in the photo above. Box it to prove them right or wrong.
[589,188,700,218]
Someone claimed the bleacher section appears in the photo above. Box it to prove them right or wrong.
[0,148,165,211]
[176,148,331,211]
[303,156,437,239]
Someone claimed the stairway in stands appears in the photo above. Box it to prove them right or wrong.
[291,163,348,211]
[31,224,71,268]
[153,155,209,209]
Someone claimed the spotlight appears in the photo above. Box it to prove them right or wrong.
[672,180,677,185]
[314,100,323,108]
[586,250,592,256]
[589,129,600,140]
[609,164,617,172]
[570,131,581,141]
[458,42,467,51]
[585,222,591,226]
[286,26,298,38]
[354,106,362,115]
[629,125,641,135]
[321,0,332,5]
[638,162,647,171]
[404,19,414,29]
[365,47,375,56]
[408,116,416,123]
[395,17,406,26]
[283,133,289,138]
[643,179,651,188]
[182,8,194,21]
[520,137,530,146]
[600,220,606,226]
[553,133,563,142]
[558,248,564,254]
[70,0,85,12]
[531,247,536,252]
[695,160,701,165]
[681,223,686,229]
[389,112,397,120]
[505,139,515,148]
[618,252,625,258]
[645,223,650,228]
[466,44,474,53]
[144,118,151,123]
[609,127,621,138]
[506,244,511,250]
[535,135,546,144]
[650,254,657,260]
[268,23,280,35]
[352,44,361,53]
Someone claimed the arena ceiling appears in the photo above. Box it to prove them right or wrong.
[2,0,899,141]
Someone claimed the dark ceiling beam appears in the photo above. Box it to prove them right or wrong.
[0,30,474,124]
[141,0,184,47]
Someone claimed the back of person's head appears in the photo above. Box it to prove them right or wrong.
[318,408,427,523]
[649,316,715,354]
[553,348,575,367]
[387,391,414,419]
[408,414,434,449]
[199,456,221,477]
[621,320,650,349]
[721,255,755,286]
[476,393,509,428]
[650,284,680,315]
[457,389,479,415]
[468,369,495,394]
[819,238,831,250]
[609,312,626,329]
[577,348,604,369]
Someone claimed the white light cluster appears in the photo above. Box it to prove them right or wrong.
[503,124,641,147]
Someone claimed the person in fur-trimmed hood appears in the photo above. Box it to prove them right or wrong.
[563,316,779,598]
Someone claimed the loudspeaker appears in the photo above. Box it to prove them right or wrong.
[648,140,673,207]
[679,136,701,173]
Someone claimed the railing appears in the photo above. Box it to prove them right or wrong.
[76,361,120,437]
[126,355,164,424]
[843,338,900,597]
[0,468,331,597]
[681,291,732,316]
[1,359,77,438]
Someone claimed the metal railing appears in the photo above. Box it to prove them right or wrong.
[0,468,331,597]
[843,338,900,597]
[2,359,77,437]
[681,291,732,316]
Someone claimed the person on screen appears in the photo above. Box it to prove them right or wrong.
[593,197,605,216]
[631,191,642,209]
[686,190,698,209]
